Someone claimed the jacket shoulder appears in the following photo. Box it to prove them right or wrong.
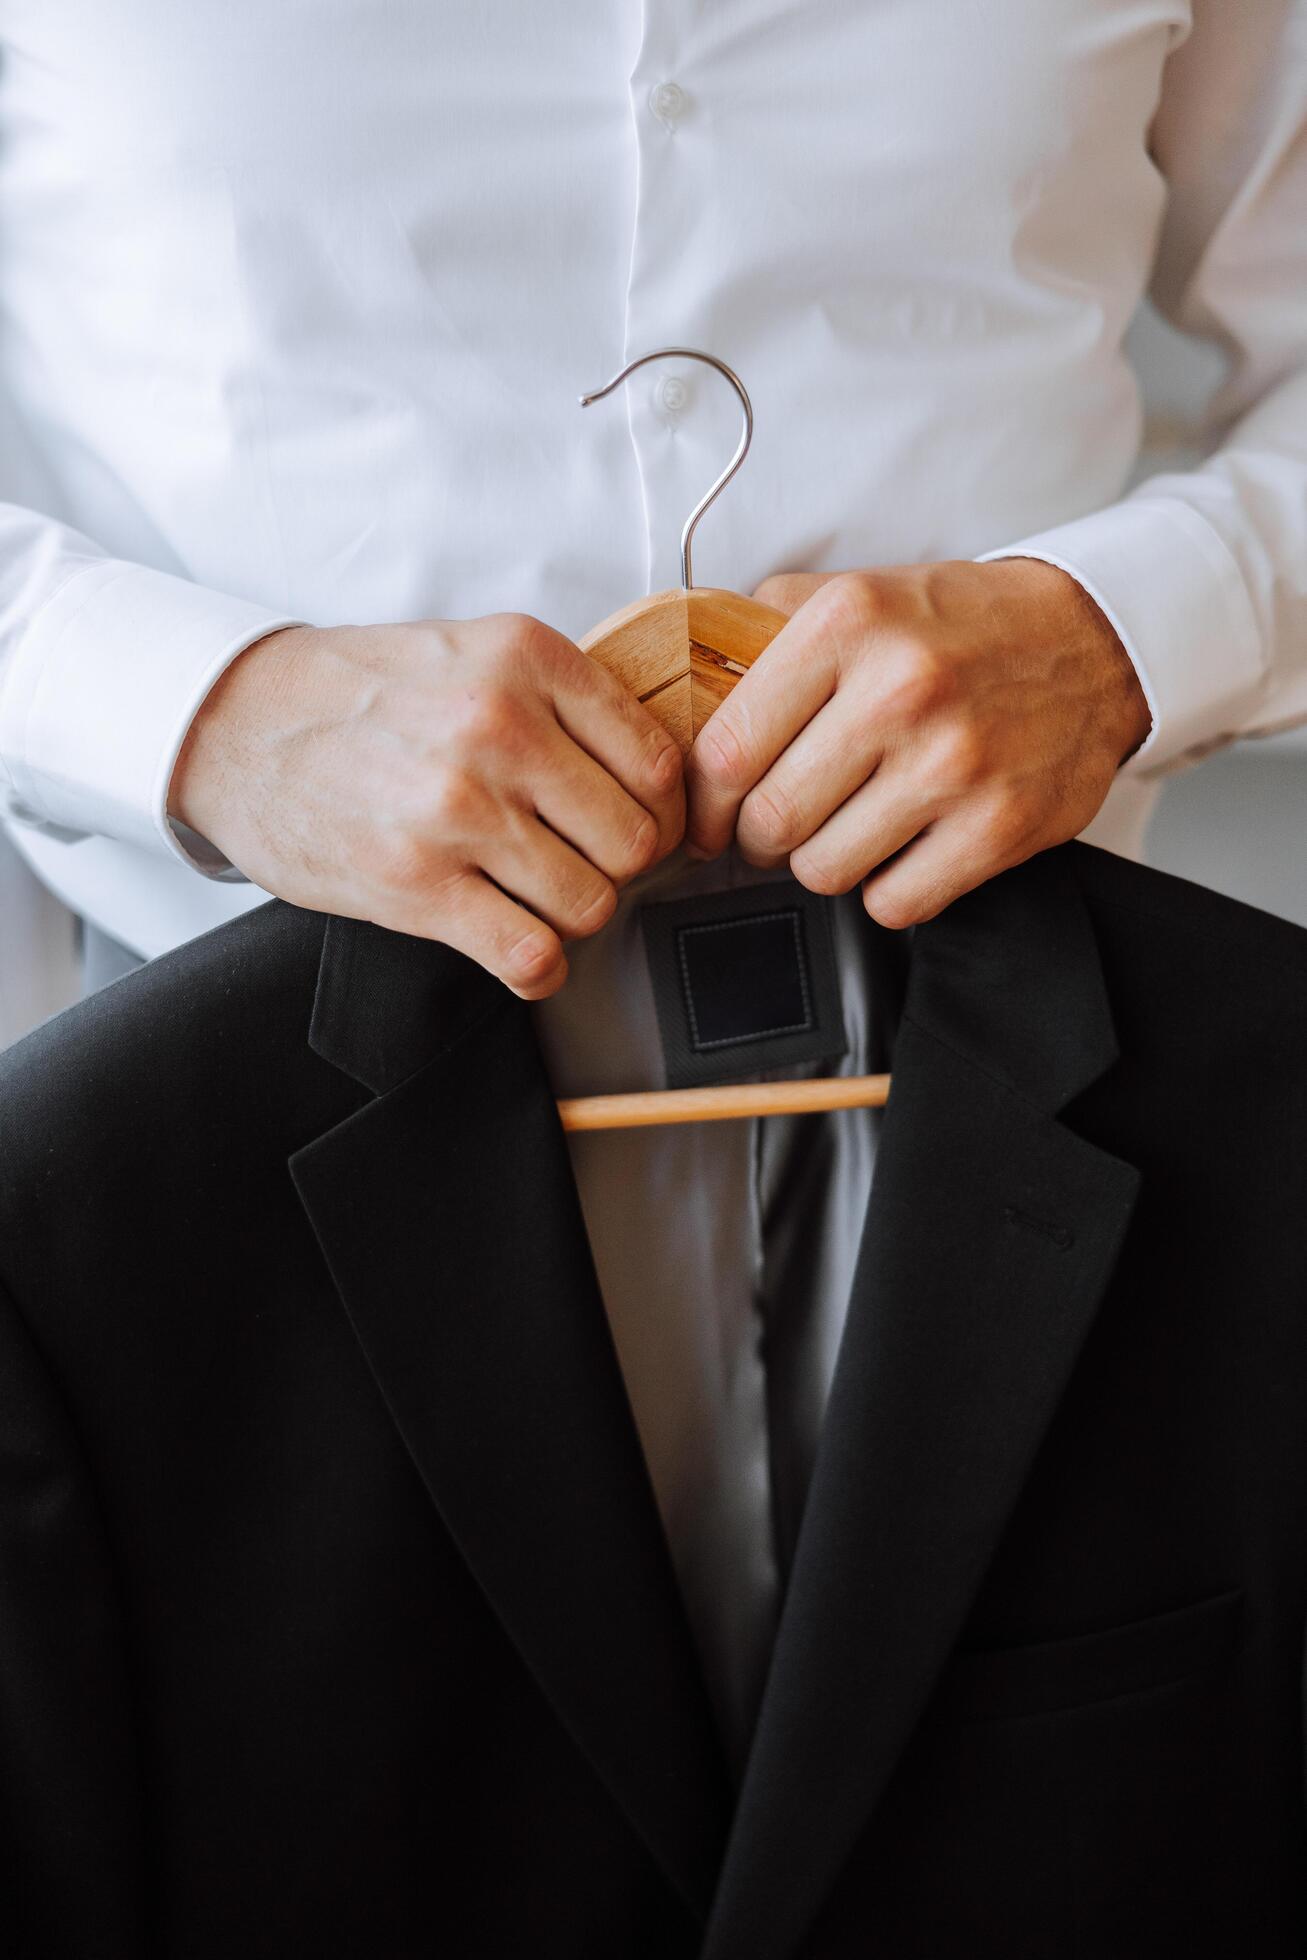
[1067,839,1307,979]
[0,898,332,1179]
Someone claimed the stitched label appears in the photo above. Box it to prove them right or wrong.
[639,881,848,1090]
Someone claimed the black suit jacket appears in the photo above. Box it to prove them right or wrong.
[1,839,1305,1958]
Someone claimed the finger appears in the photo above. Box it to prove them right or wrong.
[415,867,569,1000]
[548,647,685,856]
[685,609,840,858]
[734,689,883,867]
[751,571,838,618]
[788,766,935,896]
[531,723,670,886]
[860,804,1030,930]
[480,813,618,944]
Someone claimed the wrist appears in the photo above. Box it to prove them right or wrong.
[168,622,313,843]
[996,556,1152,766]
[1064,573,1154,766]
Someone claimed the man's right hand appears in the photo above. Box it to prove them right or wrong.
[168,614,684,999]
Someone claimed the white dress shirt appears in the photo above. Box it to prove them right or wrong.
[0,0,1304,1760]
[2,0,1306,947]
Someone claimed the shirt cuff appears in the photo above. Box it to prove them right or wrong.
[0,558,303,875]
[977,496,1266,776]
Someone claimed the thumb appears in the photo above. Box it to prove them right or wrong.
[751,570,841,618]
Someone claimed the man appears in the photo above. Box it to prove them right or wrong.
[0,0,1304,1879]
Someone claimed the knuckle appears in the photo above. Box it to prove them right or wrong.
[502,928,561,990]
[615,806,661,878]
[743,781,799,852]
[694,715,753,791]
[427,762,486,832]
[984,791,1040,853]
[567,876,618,936]
[493,608,549,657]
[375,828,436,896]
[790,844,847,896]
[642,727,683,798]
[863,881,917,930]
[491,611,569,689]
[752,574,791,611]
[934,721,987,790]
[461,681,523,749]
[877,641,952,722]
[820,569,881,636]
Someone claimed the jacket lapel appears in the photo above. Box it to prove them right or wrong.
[701,843,1143,1960]
[289,918,732,1921]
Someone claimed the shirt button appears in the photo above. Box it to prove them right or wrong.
[648,80,690,128]
[653,372,692,420]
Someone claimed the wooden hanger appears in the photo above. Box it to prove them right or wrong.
[556,349,891,1133]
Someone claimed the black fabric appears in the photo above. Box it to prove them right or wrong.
[640,880,847,1087]
[0,839,1305,1958]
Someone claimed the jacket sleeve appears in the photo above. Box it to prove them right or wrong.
[0,1272,147,1958]
[980,0,1307,778]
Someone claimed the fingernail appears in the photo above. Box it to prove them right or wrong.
[683,840,712,861]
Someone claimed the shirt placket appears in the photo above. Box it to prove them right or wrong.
[621,1,742,595]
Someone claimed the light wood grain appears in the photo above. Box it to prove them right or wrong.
[579,586,787,751]
[558,1074,892,1132]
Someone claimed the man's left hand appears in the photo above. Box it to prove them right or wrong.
[684,558,1153,927]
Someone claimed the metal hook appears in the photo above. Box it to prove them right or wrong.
[579,347,753,591]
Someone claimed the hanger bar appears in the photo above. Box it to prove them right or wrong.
[557,1073,891,1133]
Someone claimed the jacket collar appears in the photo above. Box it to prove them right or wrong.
[292,840,1140,1955]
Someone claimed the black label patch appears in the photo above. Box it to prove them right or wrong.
[639,880,848,1089]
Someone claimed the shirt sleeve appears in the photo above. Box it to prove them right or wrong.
[0,503,303,874]
[978,0,1307,778]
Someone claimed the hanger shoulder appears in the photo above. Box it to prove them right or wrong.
[686,589,787,736]
[579,587,691,747]
[580,587,787,752]
[685,588,788,663]
[578,587,687,686]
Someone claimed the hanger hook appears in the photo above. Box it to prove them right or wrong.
[579,347,753,591]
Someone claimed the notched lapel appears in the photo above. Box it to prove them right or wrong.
[292,919,731,1920]
[307,911,501,1094]
[702,845,1142,1960]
